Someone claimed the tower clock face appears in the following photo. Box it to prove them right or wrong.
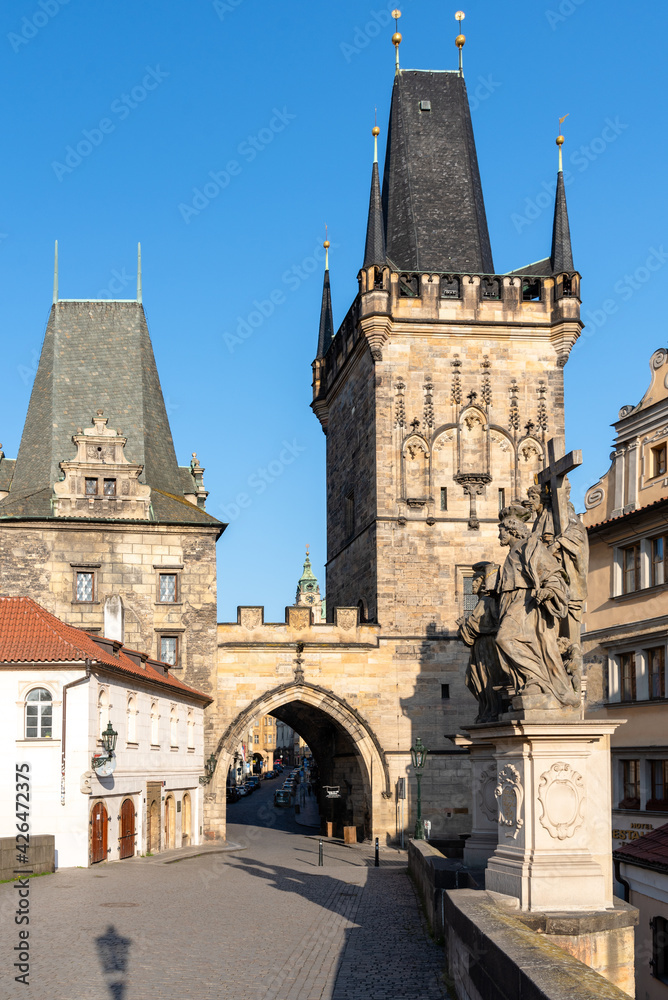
[305,595,315,604]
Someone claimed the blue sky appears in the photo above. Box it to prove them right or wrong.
[0,0,665,620]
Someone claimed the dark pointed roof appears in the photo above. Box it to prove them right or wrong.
[550,170,574,273]
[363,161,386,268]
[381,70,494,274]
[316,269,334,359]
[0,300,220,527]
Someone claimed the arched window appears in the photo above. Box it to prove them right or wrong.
[150,702,159,746]
[187,709,195,749]
[170,706,178,747]
[127,695,137,744]
[97,688,109,736]
[25,688,52,738]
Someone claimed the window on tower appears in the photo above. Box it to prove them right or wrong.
[85,478,98,495]
[522,278,542,302]
[345,491,355,538]
[75,571,94,603]
[440,487,448,511]
[103,478,117,496]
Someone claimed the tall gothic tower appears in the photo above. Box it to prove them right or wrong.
[312,53,580,640]
[0,266,223,696]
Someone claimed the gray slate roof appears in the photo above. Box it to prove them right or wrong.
[316,271,334,360]
[550,170,574,273]
[0,300,220,527]
[363,161,386,268]
[381,70,494,274]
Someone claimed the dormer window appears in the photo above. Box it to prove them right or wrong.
[85,478,98,495]
[103,478,117,496]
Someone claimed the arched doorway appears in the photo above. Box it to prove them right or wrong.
[164,795,176,849]
[119,798,136,859]
[90,802,108,864]
[182,792,192,847]
[147,793,160,853]
[207,682,390,843]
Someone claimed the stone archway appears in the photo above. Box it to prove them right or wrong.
[204,681,391,843]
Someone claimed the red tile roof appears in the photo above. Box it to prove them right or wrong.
[0,596,211,703]
[613,821,668,872]
[585,494,668,532]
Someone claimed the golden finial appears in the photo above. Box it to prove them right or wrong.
[324,225,330,269]
[557,114,569,172]
[372,110,380,164]
[455,11,466,75]
[392,9,402,73]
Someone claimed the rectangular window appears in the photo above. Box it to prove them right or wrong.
[498,488,506,512]
[345,491,355,537]
[648,760,668,811]
[85,478,98,496]
[441,684,450,700]
[648,646,666,700]
[652,443,667,478]
[652,536,667,587]
[619,759,640,809]
[620,652,636,701]
[462,575,477,617]
[103,478,117,496]
[159,573,178,603]
[652,915,668,984]
[623,545,640,594]
[440,487,448,511]
[160,636,178,667]
[266,734,272,744]
[76,571,94,603]
[254,734,259,744]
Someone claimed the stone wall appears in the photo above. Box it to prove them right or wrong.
[0,835,54,881]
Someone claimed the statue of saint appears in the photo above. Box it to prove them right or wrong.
[495,506,580,709]
[457,561,503,723]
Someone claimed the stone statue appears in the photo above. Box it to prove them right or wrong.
[457,561,503,723]
[546,476,589,690]
[495,505,580,709]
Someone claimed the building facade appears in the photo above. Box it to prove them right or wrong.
[584,347,668,851]
[0,597,210,868]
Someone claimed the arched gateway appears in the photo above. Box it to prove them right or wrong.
[204,678,391,843]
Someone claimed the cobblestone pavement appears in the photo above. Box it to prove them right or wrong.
[0,780,449,999]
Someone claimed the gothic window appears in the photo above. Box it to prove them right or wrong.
[619,759,640,809]
[648,761,668,811]
[440,487,448,511]
[620,653,636,701]
[651,536,667,586]
[126,695,137,744]
[159,573,178,603]
[187,709,195,749]
[459,410,486,474]
[373,266,384,289]
[623,545,640,594]
[344,491,355,538]
[150,702,159,746]
[160,635,178,667]
[522,278,541,301]
[481,277,500,300]
[25,688,52,738]
[562,274,573,297]
[440,275,460,299]
[103,478,117,496]
[651,443,667,478]
[76,571,94,602]
[399,273,419,298]
[651,915,668,984]
[647,647,666,700]
[170,706,178,748]
[85,478,98,495]
[97,688,109,735]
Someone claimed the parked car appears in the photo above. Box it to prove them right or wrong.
[236,784,250,797]
[274,790,291,807]
[245,777,260,792]
[226,786,239,803]
[264,770,275,779]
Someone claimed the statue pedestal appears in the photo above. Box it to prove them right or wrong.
[467,718,623,912]
[453,735,498,868]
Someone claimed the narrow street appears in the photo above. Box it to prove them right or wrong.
[1,776,448,999]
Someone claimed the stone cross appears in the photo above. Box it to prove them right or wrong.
[536,436,582,537]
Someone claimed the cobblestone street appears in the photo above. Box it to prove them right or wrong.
[1,781,448,999]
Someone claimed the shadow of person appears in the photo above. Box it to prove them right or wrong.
[94,924,132,1000]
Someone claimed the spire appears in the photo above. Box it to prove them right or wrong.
[363,125,386,269]
[392,9,402,74]
[298,546,318,587]
[550,125,574,273]
[295,545,323,616]
[316,238,334,358]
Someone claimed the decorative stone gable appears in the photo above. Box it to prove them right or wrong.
[53,411,151,519]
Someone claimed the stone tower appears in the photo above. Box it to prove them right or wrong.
[312,68,581,637]
[0,291,223,697]
[295,547,324,620]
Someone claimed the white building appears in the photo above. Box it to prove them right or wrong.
[0,596,211,869]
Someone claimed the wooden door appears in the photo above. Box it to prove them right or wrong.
[164,795,175,849]
[182,793,191,847]
[119,798,135,859]
[91,802,108,864]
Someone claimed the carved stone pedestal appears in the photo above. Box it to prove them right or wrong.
[470,718,622,912]
[454,735,498,868]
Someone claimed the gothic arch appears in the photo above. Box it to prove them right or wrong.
[211,681,391,799]
[402,434,430,500]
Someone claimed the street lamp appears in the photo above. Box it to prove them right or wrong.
[101,721,118,755]
[410,737,428,840]
[199,753,217,785]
